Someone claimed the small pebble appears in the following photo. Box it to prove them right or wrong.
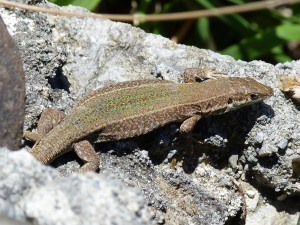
[139,150,149,158]
[228,154,238,168]
[226,168,233,173]
[167,150,177,159]
[197,168,206,177]
[248,155,258,163]
[220,178,233,187]
[246,189,256,198]
[255,132,264,144]
[277,139,288,150]
[257,146,273,157]
[285,148,293,156]
[274,187,281,192]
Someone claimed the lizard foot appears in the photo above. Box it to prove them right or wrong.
[74,140,100,173]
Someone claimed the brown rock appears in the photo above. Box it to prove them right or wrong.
[0,17,25,150]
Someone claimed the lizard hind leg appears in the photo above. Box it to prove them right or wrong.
[23,108,66,142]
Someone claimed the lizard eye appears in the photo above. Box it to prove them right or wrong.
[250,93,259,100]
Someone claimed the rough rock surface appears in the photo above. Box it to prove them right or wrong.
[0,147,152,225]
[1,0,300,224]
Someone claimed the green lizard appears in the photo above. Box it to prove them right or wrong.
[24,68,273,172]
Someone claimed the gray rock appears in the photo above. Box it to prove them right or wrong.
[0,147,152,225]
[240,181,300,225]
[101,151,242,224]
[246,203,299,225]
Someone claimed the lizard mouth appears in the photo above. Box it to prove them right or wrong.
[224,94,269,113]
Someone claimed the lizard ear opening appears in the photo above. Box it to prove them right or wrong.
[227,98,233,104]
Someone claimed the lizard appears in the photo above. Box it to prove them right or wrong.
[23,68,273,172]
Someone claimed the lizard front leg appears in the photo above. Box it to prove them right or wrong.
[179,115,202,150]
[170,116,202,170]
[184,68,226,83]
[179,115,201,134]
[182,67,225,132]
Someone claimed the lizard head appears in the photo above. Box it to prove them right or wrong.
[225,77,273,112]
